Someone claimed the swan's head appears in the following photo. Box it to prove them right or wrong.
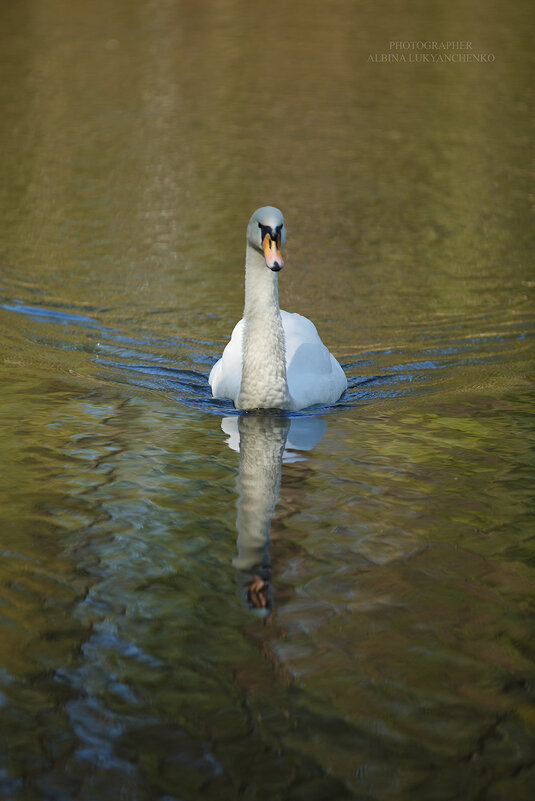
[247,206,286,271]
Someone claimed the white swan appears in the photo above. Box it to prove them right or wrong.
[209,206,347,410]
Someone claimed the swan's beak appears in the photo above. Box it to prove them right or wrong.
[262,233,284,271]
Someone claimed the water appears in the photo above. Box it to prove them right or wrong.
[1,1,534,799]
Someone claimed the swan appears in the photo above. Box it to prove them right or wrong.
[209,206,347,411]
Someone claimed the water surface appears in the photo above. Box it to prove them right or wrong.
[1,1,534,799]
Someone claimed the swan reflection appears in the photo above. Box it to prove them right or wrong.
[221,414,327,613]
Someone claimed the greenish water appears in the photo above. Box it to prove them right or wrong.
[0,1,534,799]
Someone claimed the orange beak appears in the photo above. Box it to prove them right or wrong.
[262,233,284,271]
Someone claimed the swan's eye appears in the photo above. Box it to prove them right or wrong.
[258,222,283,246]
[258,223,271,243]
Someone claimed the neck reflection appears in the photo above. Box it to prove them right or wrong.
[221,413,327,614]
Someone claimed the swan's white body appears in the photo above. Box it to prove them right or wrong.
[210,311,346,410]
[209,206,347,411]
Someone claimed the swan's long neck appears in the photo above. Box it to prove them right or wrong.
[237,244,291,410]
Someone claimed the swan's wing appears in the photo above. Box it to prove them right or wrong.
[209,319,244,403]
[281,311,347,408]
[280,311,320,352]
[281,311,333,372]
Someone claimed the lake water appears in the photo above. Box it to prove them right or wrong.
[0,1,534,799]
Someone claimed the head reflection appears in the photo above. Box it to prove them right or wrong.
[221,413,327,614]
